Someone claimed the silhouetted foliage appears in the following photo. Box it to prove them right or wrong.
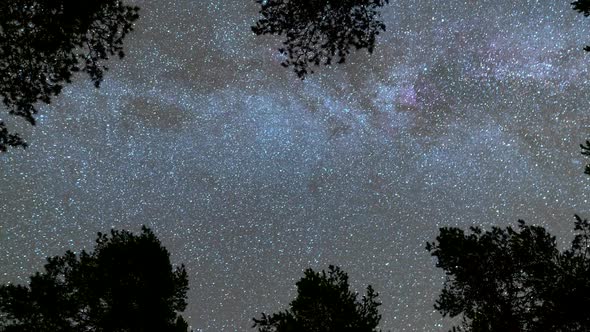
[0,0,139,151]
[581,140,590,175]
[253,265,382,332]
[252,0,388,78]
[0,226,190,332]
[427,219,590,332]
[0,122,27,152]
[573,0,590,51]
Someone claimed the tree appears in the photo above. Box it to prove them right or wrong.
[539,215,590,331]
[0,0,139,152]
[426,218,590,332]
[252,265,382,332]
[0,122,27,152]
[580,140,590,175]
[573,0,590,51]
[252,0,388,78]
[0,226,190,332]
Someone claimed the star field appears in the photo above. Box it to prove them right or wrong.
[2,0,590,330]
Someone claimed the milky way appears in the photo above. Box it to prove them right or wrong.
[2,0,590,330]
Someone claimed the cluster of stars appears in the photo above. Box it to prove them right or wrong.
[2,0,590,330]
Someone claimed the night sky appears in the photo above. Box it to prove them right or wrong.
[2,0,590,331]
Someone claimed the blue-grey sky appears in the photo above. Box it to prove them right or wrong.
[2,1,590,330]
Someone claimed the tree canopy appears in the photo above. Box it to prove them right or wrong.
[573,0,590,50]
[580,140,590,175]
[252,0,388,78]
[427,218,590,332]
[0,122,27,152]
[0,0,139,152]
[252,265,382,332]
[0,226,190,332]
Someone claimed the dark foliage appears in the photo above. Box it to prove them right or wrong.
[0,226,190,332]
[427,219,590,332]
[253,265,382,332]
[0,122,27,152]
[581,140,590,175]
[0,0,139,151]
[573,0,590,51]
[252,0,388,78]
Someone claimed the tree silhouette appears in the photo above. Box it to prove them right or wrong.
[252,0,388,78]
[580,140,590,175]
[427,218,590,332]
[0,226,190,332]
[252,265,382,332]
[0,122,27,152]
[573,0,590,51]
[540,215,590,331]
[0,0,139,152]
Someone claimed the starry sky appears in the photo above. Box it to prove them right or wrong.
[2,0,590,331]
